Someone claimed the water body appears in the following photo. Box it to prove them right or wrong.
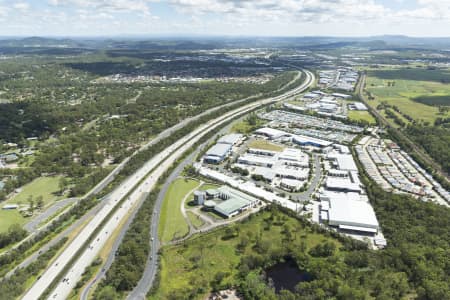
[265,259,312,293]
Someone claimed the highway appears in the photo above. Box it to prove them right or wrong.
[22,69,314,300]
[1,71,305,279]
[124,117,238,300]
[2,70,301,261]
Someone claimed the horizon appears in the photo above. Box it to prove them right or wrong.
[3,34,450,40]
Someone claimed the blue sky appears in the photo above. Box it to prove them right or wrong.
[1,0,450,37]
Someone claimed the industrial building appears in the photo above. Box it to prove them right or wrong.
[217,133,243,145]
[248,148,278,157]
[203,143,232,164]
[348,102,368,111]
[321,196,379,235]
[325,177,362,193]
[332,93,352,99]
[280,178,304,192]
[238,154,274,168]
[293,134,333,148]
[199,186,259,218]
[254,127,290,140]
[327,153,358,171]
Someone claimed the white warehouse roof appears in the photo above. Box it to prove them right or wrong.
[293,134,333,147]
[255,127,290,140]
[217,134,243,145]
[329,154,358,171]
[327,197,379,231]
[206,143,232,158]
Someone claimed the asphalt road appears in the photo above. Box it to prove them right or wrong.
[2,72,305,282]
[295,154,322,203]
[2,195,112,281]
[22,70,314,300]
[23,197,78,232]
[125,117,236,300]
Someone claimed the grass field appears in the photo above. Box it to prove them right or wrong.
[247,139,284,152]
[187,211,205,229]
[150,210,341,300]
[230,118,265,134]
[365,67,450,124]
[0,210,25,233]
[348,110,377,125]
[0,176,64,233]
[8,176,64,206]
[159,178,201,243]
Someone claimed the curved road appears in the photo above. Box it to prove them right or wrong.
[2,72,305,281]
[126,71,315,299]
[23,70,314,300]
[124,116,239,300]
[3,70,302,260]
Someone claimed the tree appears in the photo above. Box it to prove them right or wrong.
[36,195,44,210]
[58,177,68,195]
[96,286,119,300]
[27,195,34,214]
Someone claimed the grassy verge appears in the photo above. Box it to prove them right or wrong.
[247,139,284,152]
[159,178,201,243]
[347,110,376,125]
[187,212,205,229]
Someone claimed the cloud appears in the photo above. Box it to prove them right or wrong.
[169,0,389,22]
[13,2,30,11]
[49,0,154,15]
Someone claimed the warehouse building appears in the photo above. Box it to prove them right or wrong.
[254,127,290,140]
[217,133,244,146]
[348,102,368,111]
[325,177,362,193]
[322,197,379,235]
[278,148,309,167]
[248,148,278,157]
[332,93,352,99]
[327,153,358,171]
[293,135,333,148]
[238,154,274,168]
[203,143,232,164]
[280,178,304,192]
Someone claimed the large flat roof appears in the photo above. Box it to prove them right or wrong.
[293,134,333,147]
[329,154,358,171]
[255,127,290,139]
[215,197,250,215]
[238,154,274,166]
[327,197,379,229]
[206,143,232,158]
[217,134,243,145]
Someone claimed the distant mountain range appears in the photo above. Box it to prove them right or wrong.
[1,35,450,51]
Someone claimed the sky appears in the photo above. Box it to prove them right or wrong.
[1,0,450,37]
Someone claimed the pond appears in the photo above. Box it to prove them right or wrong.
[265,259,312,293]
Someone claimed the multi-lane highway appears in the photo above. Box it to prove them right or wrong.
[2,71,305,280]
[22,69,314,300]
